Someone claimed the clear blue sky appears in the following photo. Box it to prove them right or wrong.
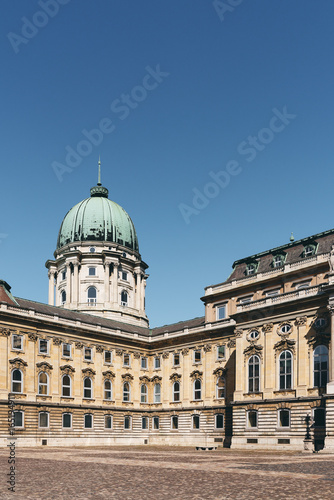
[1,1,334,327]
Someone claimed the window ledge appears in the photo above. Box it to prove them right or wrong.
[122,401,133,405]
[190,400,203,403]
[273,390,296,397]
[83,360,93,364]
[36,395,52,400]
[60,397,74,401]
[11,394,27,399]
[103,400,115,404]
[37,353,50,357]
[83,398,95,402]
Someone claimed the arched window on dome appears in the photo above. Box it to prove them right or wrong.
[121,291,128,306]
[87,287,97,305]
[61,290,66,305]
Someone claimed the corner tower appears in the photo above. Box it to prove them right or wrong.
[45,166,149,327]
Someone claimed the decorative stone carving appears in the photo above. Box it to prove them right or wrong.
[262,323,273,333]
[235,329,243,338]
[329,245,334,273]
[181,348,189,356]
[227,339,236,349]
[213,367,226,377]
[295,316,307,326]
[246,404,258,410]
[133,352,141,359]
[151,375,162,383]
[327,305,334,316]
[36,362,53,374]
[162,352,170,359]
[169,373,182,382]
[82,368,96,378]
[307,332,330,348]
[277,322,293,338]
[95,345,104,354]
[203,344,212,352]
[273,338,296,355]
[53,337,62,346]
[28,332,38,342]
[102,370,115,379]
[75,342,84,349]
[139,375,150,383]
[121,373,134,382]
[277,401,292,409]
[116,349,124,356]
[59,364,75,374]
[243,344,263,358]
[190,370,203,380]
[0,328,11,337]
[9,358,28,370]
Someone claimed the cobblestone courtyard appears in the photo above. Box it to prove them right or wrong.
[1,446,334,499]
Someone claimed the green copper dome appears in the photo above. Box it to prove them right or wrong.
[56,183,139,251]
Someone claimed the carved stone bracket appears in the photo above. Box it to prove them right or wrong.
[133,352,141,359]
[169,373,182,382]
[190,370,203,380]
[116,349,124,356]
[246,404,258,410]
[121,373,134,382]
[262,323,273,333]
[235,329,243,338]
[162,352,169,359]
[53,337,62,346]
[139,375,150,383]
[102,370,115,380]
[0,328,11,337]
[277,401,292,409]
[181,348,189,356]
[295,316,307,326]
[28,332,38,342]
[95,345,105,354]
[151,375,162,383]
[227,339,236,349]
[203,344,212,352]
[327,305,334,316]
[59,364,75,374]
[75,342,84,349]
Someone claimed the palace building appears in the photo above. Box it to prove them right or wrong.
[1,171,334,451]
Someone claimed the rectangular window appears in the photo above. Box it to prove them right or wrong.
[142,417,148,430]
[192,415,200,430]
[171,416,178,430]
[39,412,49,428]
[217,345,225,359]
[154,356,161,369]
[62,343,71,358]
[215,414,224,429]
[84,347,92,361]
[173,353,180,366]
[38,339,49,354]
[62,413,72,428]
[278,409,290,427]
[88,267,96,276]
[239,296,252,304]
[141,357,148,369]
[61,270,66,280]
[216,304,226,320]
[84,414,93,428]
[104,351,112,364]
[123,353,130,367]
[105,415,113,429]
[247,410,258,428]
[266,289,280,297]
[194,350,201,364]
[124,416,131,430]
[153,417,159,430]
[14,411,24,428]
[12,335,23,350]
[122,271,128,281]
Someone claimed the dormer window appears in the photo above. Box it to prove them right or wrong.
[245,262,258,276]
[273,254,285,268]
[303,244,317,258]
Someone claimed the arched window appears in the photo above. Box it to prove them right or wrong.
[123,382,130,402]
[173,381,180,402]
[121,291,128,306]
[314,345,328,388]
[194,379,202,400]
[87,287,97,304]
[62,374,71,397]
[39,412,49,428]
[38,372,49,395]
[140,384,148,403]
[279,350,292,390]
[61,290,66,305]
[11,369,22,393]
[154,383,161,403]
[83,377,92,399]
[248,355,260,393]
[104,380,112,400]
[216,376,225,399]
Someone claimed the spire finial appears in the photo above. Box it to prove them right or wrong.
[98,156,101,185]
[290,232,294,242]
